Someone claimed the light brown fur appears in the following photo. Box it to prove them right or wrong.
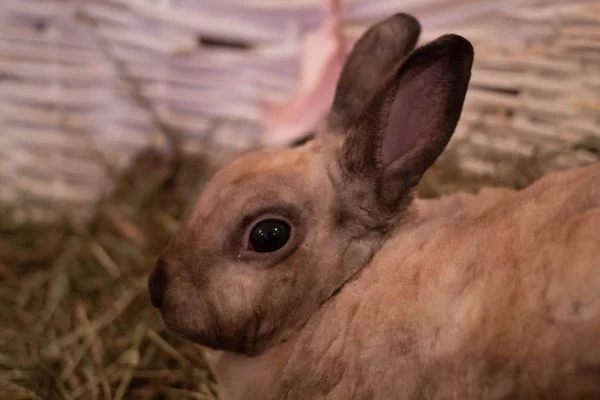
[198,150,600,400]
[149,13,600,399]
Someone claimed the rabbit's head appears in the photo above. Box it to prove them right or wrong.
[148,13,473,355]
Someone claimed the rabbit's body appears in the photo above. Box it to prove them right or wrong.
[149,13,600,399]
[209,162,600,400]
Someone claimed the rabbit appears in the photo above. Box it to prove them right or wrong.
[148,12,600,400]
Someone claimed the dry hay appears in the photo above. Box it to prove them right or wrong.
[1,149,221,400]
[1,140,600,399]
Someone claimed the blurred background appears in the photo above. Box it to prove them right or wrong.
[1,0,599,399]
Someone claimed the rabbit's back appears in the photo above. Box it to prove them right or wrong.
[362,161,600,398]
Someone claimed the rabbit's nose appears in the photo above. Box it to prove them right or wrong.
[148,259,168,308]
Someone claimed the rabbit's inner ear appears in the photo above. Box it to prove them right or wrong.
[340,34,474,210]
[327,13,421,134]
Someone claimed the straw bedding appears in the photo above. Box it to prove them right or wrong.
[1,149,221,399]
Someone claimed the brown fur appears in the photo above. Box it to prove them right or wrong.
[148,13,600,399]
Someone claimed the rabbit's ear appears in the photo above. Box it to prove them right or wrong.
[328,13,421,133]
[340,34,473,209]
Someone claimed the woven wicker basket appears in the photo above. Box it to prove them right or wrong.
[1,0,599,220]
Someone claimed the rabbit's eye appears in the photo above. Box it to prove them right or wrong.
[249,219,291,253]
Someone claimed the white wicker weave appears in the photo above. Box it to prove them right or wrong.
[1,0,599,219]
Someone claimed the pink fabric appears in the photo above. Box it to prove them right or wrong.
[259,0,347,148]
